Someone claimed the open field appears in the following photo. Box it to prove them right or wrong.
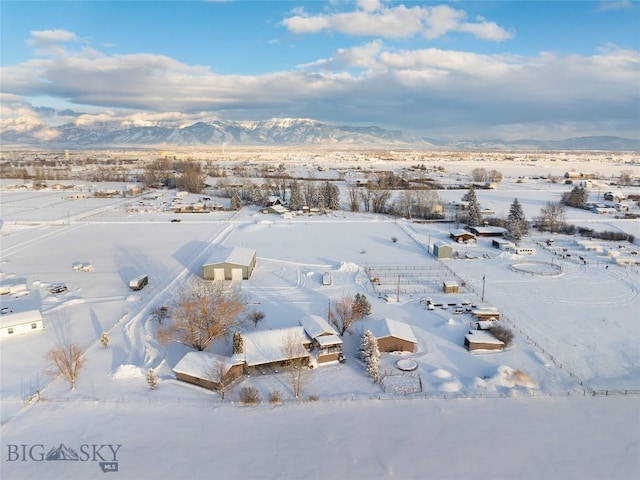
[1,161,639,479]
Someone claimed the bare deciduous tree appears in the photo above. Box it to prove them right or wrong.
[281,332,311,399]
[536,201,566,233]
[470,167,488,182]
[158,278,246,351]
[45,342,85,390]
[347,183,360,212]
[328,296,362,336]
[207,360,234,400]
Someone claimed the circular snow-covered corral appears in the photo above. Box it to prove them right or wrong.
[396,359,418,371]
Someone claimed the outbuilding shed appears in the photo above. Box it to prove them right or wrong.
[469,226,506,237]
[464,330,504,351]
[202,247,257,281]
[433,242,453,259]
[443,281,459,294]
[368,318,417,353]
[450,229,476,244]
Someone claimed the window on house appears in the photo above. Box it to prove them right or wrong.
[31,323,37,329]
[8,328,14,334]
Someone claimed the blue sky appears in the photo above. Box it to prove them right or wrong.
[1,0,639,140]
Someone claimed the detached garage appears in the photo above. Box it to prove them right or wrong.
[202,247,257,281]
[369,318,417,353]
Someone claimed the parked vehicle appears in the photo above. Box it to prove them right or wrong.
[129,275,149,291]
[48,284,68,294]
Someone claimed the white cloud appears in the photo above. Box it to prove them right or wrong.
[597,1,634,12]
[282,2,513,41]
[27,30,78,50]
[2,33,638,140]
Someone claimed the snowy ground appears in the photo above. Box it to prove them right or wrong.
[1,175,639,479]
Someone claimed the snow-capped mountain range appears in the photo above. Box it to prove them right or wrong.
[1,117,638,151]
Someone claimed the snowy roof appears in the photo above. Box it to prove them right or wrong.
[315,334,343,347]
[172,351,243,379]
[0,309,43,329]
[471,226,507,235]
[243,326,310,367]
[450,229,475,238]
[443,280,459,287]
[299,315,338,339]
[368,319,417,344]
[204,247,256,267]
[465,330,505,345]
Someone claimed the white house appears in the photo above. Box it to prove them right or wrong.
[0,309,44,338]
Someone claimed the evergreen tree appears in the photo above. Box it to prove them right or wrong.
[353,293,372,318]
[323,181,341,210]
[464,186,482,227]
[233,331,244,354]
[505,198,529,244]
[230,193,242,210]
[289,180,305,211]
[359,330,380,383]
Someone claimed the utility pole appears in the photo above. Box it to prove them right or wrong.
[397,274,401,303]
[481,274,486,303]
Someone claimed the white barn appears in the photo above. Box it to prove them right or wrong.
[0,309,44,338]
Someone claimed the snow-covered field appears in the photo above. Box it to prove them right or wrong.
[1,172,639,480]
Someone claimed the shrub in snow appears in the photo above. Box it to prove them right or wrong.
[307,394,319,402]
[391,236,398,243]
[491,325,514,347]
[100,332,109,348]
[268,390,282,404]
[146,369,158,390]
[238,386,261,404]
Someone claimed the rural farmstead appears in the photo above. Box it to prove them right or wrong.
[202,247,257,281]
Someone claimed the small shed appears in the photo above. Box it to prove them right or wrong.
[173,351,245,390]
[202,247,257,281]
[464,330,504,351]
[450,230,476,244]
[433,242,453,259]
[473,309,501,320]
[492,238,515,250]
[369,318,417,353]
[443,281,459,294]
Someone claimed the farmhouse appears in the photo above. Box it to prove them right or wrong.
[433,242,453,259]
[242,326,311,368]
[464,330,505,351]
[202,247,257,281]
[449,229,476,244]
[173,351,244,390]
[299,315,343,364]
[368,318,417,353]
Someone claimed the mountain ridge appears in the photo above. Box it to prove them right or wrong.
[1,117,638,151]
